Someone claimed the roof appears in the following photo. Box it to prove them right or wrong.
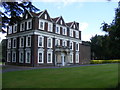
[51,17,60,22]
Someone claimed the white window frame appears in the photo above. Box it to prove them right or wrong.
[38,51,44,63]
[39,20,45,30]
[70,29,73,37]
[27,19,32,30]
[48,23,53,32]
[38,36,44,47]
[7,51,11,62]
[25,50,31,63]
[62,27,67,35]
[12,51,16,62]
[70,41,73,50]
[76,31,79,38]
[55,39,60,46]
[76,43,79,51]
[76,53,79,63]
[8,26,12,34]
[13,24,17,33]
[26,36,31,47]
[62,40,67,46]
[74,24,75,29]
[47,51,53,63]
[12,38,16,48]
[47,38,52,48]
[25,14,28,19]
[19,51,24,63]
[45,14,47,19]
[60,20,62,25]
[56,25,60,34]
[20,22,25,31]
[19,37,24,48]
[8,39,11,49]
[70,53,73,63]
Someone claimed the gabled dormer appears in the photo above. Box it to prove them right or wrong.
[38,10,53,22]
[66,21,79,30]
[52,16,67,27]
[23,10,33,20]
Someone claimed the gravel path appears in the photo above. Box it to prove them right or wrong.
[1,64,109,73]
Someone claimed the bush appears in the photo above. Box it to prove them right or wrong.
[90,60,120,64]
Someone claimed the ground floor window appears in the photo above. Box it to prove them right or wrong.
[12,51,16,62]
[38,51,44,63]
[47,52,52,63]
[76,54,79,63]
[70,53,73,63]
[19,51,24,63]
[25,51,31,63]
[7,52,11,62]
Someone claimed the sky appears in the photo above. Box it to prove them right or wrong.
[0,0,118,42]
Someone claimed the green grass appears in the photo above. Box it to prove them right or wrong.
[2,64,119,88]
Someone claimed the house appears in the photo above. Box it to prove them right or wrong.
[6,10,91,67]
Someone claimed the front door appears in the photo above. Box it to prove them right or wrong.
[61,54,65,66]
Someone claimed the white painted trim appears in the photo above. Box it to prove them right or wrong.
[47,51,53,63]
[48,22,53,32]
[76,42,79,51]
[25,50,31,63]
[38,10,45,18]
[7,51,11,62]
[13,24,17,33]
[19,37,24,48]
[38,50,44,63]
[26,36,31,47]
[12,38,16,48]
[12,51,16,62]
[47,38,53,48]
[8,26,12,34]
[70,53,73,63]
[76,53,79,63]
[55,39,60,46]
[27,19,32,30]
[39,19,45,30]
[19,51,24,63]
[38,36,44,47]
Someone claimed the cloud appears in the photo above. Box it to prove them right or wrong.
[0,32,6,42]
[79,22,88,31]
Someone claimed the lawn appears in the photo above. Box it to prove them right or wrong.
[2,64,119,88]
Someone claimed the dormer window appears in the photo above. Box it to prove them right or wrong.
[74,24,75,29]
[45,14,47,19]
[60,20,62,25]
[13,24,17,33]
[20,22,25,31]
[26,14,28,19]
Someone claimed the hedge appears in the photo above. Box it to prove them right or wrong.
[90,60,120,64]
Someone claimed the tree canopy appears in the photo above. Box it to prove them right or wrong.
[1,1,39,32]
[91,1,120,60]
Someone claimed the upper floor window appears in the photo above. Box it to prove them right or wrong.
[20,22,25,31]
[27,20,32,30]
[26,36,31,47]
[20,37,24,47]
[70,29,73,37]
[38,36,44,47]
[13,24,17,33]
[70,42,73,50]
[76,43,79,51]
[45,14,47,19]
[47,52,53,63]
[48,23,53,32]
[76,31,79,38]
[47,38,52,48]
[8,26,12,34]
[39,20,44,30]
[74,24,75,29]
[13,38,16,48]
[56,26,60,34]
[8,39,11,49]
[63,27,67,35]
[62,40,67,46]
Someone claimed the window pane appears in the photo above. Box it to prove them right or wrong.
[48,53,51,62]
[39,53,42,62]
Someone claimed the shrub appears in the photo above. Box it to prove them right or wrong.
[90,60,120,64]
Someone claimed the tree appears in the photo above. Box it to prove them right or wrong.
[1,1,39,32]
